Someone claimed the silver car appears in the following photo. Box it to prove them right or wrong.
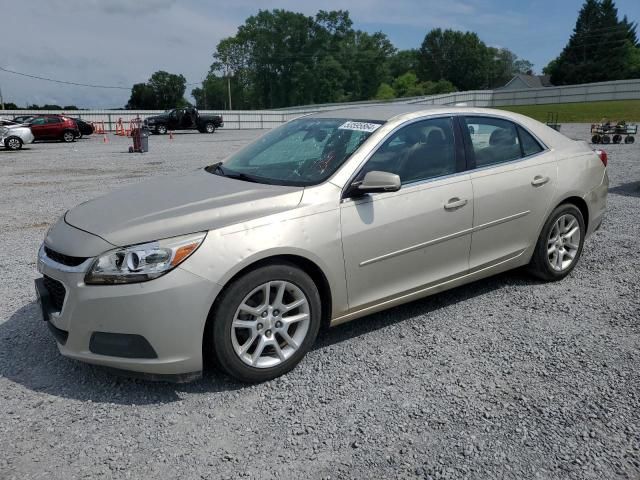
[35,106,608,382]
[1,123,35,150]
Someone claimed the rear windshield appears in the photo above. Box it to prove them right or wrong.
[212,118,384,186]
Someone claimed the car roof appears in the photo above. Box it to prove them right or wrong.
[309,105,440,121]
[307,104,572,148]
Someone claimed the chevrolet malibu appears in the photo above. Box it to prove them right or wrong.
[36,106,608,382]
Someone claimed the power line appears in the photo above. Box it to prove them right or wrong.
[0,66,203,89]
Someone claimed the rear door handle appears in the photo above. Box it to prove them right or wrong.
[531,175,550,187]
[444,197,468,210]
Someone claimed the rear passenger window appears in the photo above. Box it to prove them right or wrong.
[464,117,521,167]
[518,126,543,156]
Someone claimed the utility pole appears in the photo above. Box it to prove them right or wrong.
[0,84,4,111]
[227,69,232,111]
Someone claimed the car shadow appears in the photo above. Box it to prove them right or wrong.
[0,269,538,405]
[0,146,36,152]
[609,181,640,198]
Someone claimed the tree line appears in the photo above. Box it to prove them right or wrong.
[3,1,637,111]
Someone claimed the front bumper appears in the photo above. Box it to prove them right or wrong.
[35,244,222,379]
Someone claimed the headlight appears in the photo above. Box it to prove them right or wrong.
[85,232,206,285]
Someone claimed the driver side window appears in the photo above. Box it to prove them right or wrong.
[358,117,457,185]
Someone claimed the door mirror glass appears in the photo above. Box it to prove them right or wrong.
[354,170,401,195]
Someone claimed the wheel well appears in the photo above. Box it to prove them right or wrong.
[559,196,589,230]
[201,255,333,366]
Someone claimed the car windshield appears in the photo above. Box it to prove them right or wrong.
[210,117,384,186]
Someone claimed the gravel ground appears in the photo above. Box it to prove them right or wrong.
[0,125,638,480]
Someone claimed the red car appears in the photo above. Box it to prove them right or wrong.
[27,115,80,143]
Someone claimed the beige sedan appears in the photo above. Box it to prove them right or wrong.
[36,106,608,382]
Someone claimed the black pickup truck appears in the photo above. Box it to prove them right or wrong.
[144,107,223,134]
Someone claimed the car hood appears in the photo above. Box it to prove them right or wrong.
[64,169,304,247]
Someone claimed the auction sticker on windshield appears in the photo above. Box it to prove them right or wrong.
[338,121,382,133]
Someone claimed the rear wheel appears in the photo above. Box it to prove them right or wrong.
[5,137,23,150]
[529,204,585,281]
[211,263,321,382]
[62,130,75,143]
[591,134,601,144]
[601,135,610,144]
[76,131,83,139]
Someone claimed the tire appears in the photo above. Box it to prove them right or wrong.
[601,135,610,144]
[625,136,635,144]
[5,136,23,150]
[528,204,585,282]
[211,263,321,382]
[156,125,167,135]
[62,130,75,143]
[204,122,215,133]
[591,134,601,144]
[76,131,83,139]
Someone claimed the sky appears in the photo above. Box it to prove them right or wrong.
[2,0,639,109]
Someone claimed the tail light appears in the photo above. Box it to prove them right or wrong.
[595,149,608,167]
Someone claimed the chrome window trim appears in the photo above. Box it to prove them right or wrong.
[341,114,459,199]
[460,113,551,170]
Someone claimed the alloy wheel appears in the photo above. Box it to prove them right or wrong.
[7,138,21,150]
[63,132,74,142]
[231,280,310,368]
[547,213,581,272]
[205,123,215,133]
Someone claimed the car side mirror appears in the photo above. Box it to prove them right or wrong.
[349,170,401,196]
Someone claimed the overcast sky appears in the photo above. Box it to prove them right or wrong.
[2,0,639,109]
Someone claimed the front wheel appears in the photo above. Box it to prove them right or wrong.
[528,204,585,281]
[211,264,321,382]
[204,122,215,133]
[62,131,75,143]
[5,137,23,150]
[156,125,167,135]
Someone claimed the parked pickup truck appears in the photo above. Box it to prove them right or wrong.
[144,107,223,134]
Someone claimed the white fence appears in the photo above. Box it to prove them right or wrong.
[2,78,639,130]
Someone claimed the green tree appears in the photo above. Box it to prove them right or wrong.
[374,83,396,100]
[126,71,187,109]
[126,83,155,109]
[208,9,395,108]
[418,29,491,90]
[392,72,424,97]
[386,49,420,79]
[148,71,187,109]
[544,0,640,84]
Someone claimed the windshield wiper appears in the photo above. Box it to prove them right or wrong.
[205,162,225,175]
[222,171,262,184]
[205,162,263,184]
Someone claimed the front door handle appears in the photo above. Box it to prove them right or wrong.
[444,197,468,210]
[531,175,550,187]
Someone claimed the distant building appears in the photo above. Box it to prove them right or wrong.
[499,74,554,90]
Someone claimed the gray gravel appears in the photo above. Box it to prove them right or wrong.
[0,125,639,480]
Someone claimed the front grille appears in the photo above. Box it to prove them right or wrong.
[43,276,66,312]
[44,246,88,267]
